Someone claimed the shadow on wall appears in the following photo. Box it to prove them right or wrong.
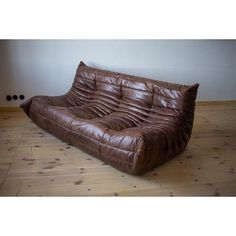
[0,40,17,104]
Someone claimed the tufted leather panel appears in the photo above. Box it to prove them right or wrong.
[20,61,199,174]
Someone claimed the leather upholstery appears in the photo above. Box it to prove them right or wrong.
[20,61,199,174]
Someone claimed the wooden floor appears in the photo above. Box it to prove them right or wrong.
[0,102,235,196]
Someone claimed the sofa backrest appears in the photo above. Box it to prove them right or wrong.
[71,61,199,114]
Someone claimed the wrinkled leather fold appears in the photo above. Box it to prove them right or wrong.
[20,61,199,174]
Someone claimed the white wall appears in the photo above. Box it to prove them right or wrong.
[0,40,236,106]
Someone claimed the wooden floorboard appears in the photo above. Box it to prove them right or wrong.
[0,103,235,196]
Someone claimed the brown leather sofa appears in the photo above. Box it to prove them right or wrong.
[20,62,199,175]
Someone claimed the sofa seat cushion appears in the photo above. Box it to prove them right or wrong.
[28,95,117,128]
[90,111,143,131]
